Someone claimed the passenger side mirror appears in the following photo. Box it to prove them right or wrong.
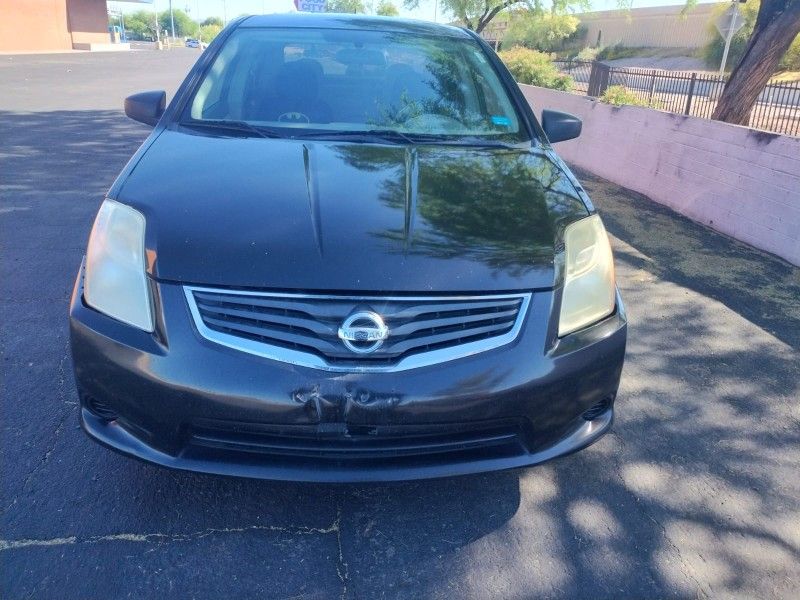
[124,90,166,126]
[541,109,581,143]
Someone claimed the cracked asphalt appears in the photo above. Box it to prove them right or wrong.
[2,50,799,599]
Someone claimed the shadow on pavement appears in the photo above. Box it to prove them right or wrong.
[573,167,800,351]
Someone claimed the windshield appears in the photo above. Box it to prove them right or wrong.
[186,27,528,143]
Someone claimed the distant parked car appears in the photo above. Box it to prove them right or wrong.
[185,38,200,48]
[71,14,627,482]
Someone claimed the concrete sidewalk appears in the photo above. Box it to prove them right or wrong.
[1,51,798,599]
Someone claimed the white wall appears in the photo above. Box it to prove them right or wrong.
[521,84,800,267]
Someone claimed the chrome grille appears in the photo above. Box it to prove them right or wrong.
[184,287,531,372]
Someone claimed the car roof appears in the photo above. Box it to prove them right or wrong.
[238,13,472,39]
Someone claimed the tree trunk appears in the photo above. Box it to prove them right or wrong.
[712,0,800,125]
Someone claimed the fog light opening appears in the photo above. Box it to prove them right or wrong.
[83,394,119,421]
[582,397,612,421]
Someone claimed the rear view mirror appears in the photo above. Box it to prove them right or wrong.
[541,109,581,143]
[124,90,166,126]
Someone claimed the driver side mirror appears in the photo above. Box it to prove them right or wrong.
[541,109,581,143]
[124,90,166,126]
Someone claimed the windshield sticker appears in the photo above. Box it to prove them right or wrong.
[491,115,511,127]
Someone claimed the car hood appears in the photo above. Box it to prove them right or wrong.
[117,129,588,292]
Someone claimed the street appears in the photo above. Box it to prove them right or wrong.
[1,50,799,599]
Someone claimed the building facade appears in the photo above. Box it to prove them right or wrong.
[578,4,717,49]
[0,0,116,53]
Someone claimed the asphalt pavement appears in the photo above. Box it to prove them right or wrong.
[1,50,799,599]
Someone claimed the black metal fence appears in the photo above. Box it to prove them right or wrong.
[552,60,800,138]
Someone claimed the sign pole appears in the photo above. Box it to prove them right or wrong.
[719,3,740,75]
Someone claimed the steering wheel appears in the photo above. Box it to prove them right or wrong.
[278,112,311,124]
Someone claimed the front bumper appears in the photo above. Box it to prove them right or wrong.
[70,266,627,482]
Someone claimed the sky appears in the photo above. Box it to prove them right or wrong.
[109,0,717,24]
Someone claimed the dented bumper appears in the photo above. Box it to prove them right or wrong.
[70,271,627,482]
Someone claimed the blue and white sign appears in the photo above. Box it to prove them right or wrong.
[294,0,328,12]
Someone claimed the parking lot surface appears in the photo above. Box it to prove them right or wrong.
[2,50,799,599]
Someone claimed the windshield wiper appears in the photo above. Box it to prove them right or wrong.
[296,129,526,149]
[294,129,417,145]
[411,135,528,150]
[181,119,284,139]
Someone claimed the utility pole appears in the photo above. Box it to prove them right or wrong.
[169,0,176,39]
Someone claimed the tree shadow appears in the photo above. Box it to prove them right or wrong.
[571,166,800,351]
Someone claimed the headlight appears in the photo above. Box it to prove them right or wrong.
[558,214,616,337]
[84,199,154,332]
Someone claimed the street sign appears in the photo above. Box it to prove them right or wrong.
[715,4,745,39]
[716,3,746,74]
[295,0,327,11]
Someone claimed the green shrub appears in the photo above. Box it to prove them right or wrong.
[575,46,600,61]
[198,24,222,44]
[599,85,650,107]
[701,0,800,73]
[596,44,650,61]
[498,47,573,91]
[779,35,800,71]
[701,1,759,71]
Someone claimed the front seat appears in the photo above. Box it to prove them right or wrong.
[270,59,333,124]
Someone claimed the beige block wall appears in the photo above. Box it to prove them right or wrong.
[580,4,717,49]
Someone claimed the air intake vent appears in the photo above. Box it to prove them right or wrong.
[83,394,119,421]
[582,398,612,421]
[184,287,531,372]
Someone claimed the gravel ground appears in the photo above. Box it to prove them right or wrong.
[1,50,799,599]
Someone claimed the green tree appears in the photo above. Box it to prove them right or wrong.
[127,10,160,40]
[201,16,224,27]
[198,24,222,43]
[327,0,367,13]
[709,0,800,125]
[503,12,579,51]
[402,0,594,34]
[376,1,400,16]
[110,10,159,41]
[159,9,198,37]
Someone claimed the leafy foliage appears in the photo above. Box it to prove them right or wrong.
[575,46,599,61]
[498,47,573,90]
[599,85,650,107]
[702,1,760,71]
[376,1,400,16]
[327,0,368,13]
[111,10,159,41]
[403,0,619,34]
[782,35,800,70]
[503,13,580,52]
[201,16,224,27]
[198,25,222,43]
[159,9,199,37]
[703,1,800,71]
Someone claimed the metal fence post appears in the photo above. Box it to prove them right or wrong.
[685,73,697,115]
[588,62,610,97]
[647,70,657,105]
